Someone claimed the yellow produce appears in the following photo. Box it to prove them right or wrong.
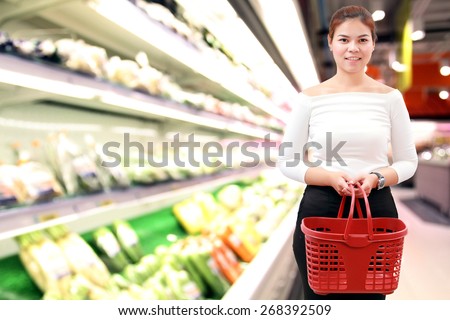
[192,192,218,222]
[172,199,205,234]
[217,184,242,211]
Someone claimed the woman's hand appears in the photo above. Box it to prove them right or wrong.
[328,171,354,197]
[353,173,378,198]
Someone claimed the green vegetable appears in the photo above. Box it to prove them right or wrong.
[93,227,130,272]
[112,220,143,263]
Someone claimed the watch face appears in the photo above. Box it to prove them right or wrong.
[378,177,385,189]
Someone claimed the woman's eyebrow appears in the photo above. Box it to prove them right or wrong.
[336,34,370,38]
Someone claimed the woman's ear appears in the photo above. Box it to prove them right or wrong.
[328,35,332,51]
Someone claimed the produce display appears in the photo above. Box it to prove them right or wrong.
[0,30,282,131]
[2,132,271,210]
[136,0,275,100]
[7,172,304,300]
[0,0,300,302]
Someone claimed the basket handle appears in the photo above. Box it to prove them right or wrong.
[337,185,363,219]
[343,183,374,241]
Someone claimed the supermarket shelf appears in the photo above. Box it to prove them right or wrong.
[0,53,281,140]
[0,0,287,122]
[0,166,264,258]
[222,202,299,300]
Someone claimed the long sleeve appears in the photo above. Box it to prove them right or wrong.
[388,90,418,183]
[276,93,311,183]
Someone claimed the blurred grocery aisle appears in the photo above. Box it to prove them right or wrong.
[388,187,450,300]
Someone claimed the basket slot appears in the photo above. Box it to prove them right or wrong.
[374,227,394,233]
[305,240,348,292]
[313,227,332,232]
[365,241,404,291]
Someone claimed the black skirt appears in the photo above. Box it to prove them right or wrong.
[292,185,399,300]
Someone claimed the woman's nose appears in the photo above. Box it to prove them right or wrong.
[348,41,359,52]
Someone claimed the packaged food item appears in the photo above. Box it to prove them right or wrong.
[55,38,107,77]
[172,199,205,235]
[16,162,64,203]
[45,225,112,289]
[219,221,262,263]
[8,141,64,204]
[112,220,143,264]
[44,133,103,195]
[85,136,130,190]
[184,237,230,297]
[210,236,243,284]
[15,231,73,296]
[0,164,21,207]
[93,227,131,273]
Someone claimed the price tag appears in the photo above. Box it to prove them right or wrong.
[37,212,60,222]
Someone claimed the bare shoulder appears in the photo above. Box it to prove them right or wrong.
[301,81,335,96]
[367,78,396,94]
[301,85,321,97]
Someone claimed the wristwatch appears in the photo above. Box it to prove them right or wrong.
[370,172,385,190]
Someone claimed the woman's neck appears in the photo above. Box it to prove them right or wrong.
[329,72,369,90]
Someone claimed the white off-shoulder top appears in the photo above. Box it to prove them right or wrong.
[277,90,418,184]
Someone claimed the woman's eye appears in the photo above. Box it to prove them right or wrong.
[338,38,348,43]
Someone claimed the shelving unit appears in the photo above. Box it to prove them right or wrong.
[0,0,288,122]
[0,0,303,300]
[0,167,264,258]
[0,53,280,139]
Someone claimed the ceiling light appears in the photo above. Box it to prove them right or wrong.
[410,18,425,41]
[439,90,449,100]
[253,0,320,90]
[410,30,425,41]
[372,10,385,22]
[440,66,450,77]
[391,61,407,72]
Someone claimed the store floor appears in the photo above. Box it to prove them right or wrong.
[389,187,450,300]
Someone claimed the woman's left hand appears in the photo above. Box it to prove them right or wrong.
[353,174,378,198]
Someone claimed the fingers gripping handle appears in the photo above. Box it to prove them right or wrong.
[343,183,374,241]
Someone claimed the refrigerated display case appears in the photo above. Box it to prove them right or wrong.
[0,0,306,300]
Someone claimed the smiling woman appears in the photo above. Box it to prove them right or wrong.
[329,18,375,74]
[277,5,418,300]
[327,6,376,79]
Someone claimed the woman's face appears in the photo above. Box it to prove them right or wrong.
[328,19,375,74]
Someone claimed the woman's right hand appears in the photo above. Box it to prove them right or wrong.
[328,171,354,197]
[304,167,354,196]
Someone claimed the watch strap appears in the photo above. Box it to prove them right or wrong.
[369,171,385,190]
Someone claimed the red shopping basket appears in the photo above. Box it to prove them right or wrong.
[300,184,407,295]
